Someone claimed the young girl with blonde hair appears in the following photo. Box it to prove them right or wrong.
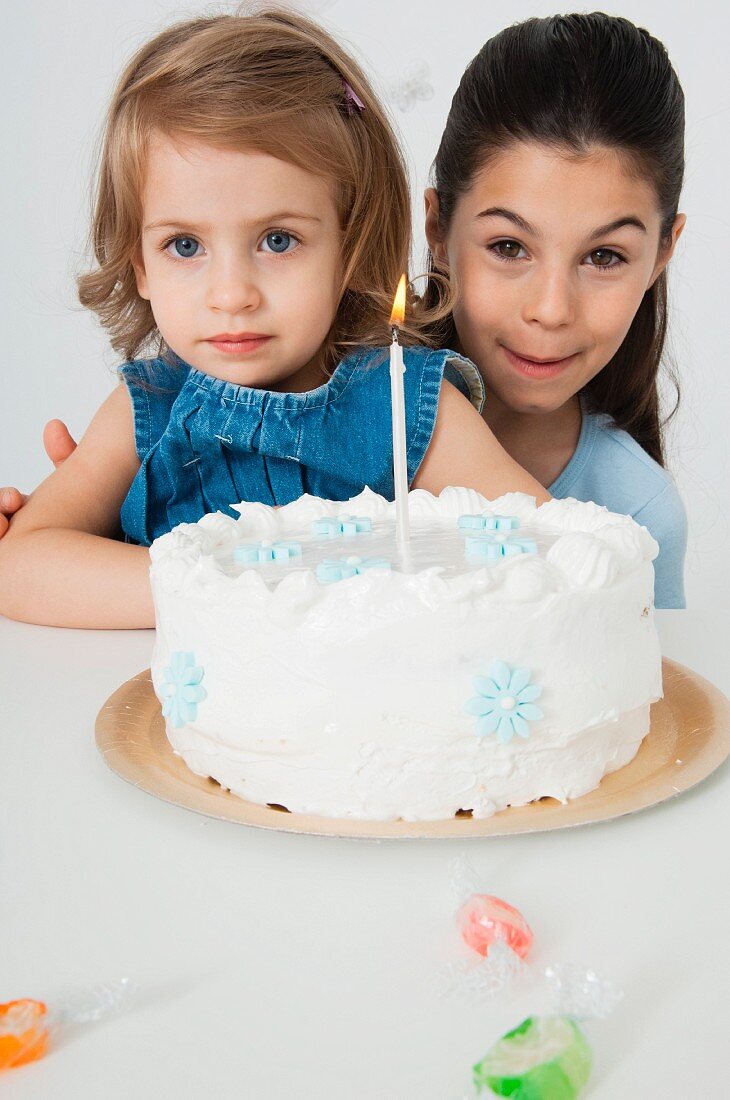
[0,8,545,628]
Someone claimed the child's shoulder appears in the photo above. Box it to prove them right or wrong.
[591,412,679,494]
[349,345,484,412]
[554,406,686,533]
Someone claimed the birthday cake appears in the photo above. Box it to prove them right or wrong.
[149,487,662,821]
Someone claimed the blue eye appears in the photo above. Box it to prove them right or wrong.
[167,237,201,259]
[261,231,297,254]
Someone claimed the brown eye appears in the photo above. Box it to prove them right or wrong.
[588,248,617,268]
[495,240,523,259]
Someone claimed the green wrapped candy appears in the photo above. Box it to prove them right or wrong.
[473,1015,592,1099]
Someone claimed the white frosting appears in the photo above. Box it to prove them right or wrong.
[150,488,662,821]
[546,532,619,589]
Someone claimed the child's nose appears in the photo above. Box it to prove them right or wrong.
[206,258,262,315]
[522,266,575,329]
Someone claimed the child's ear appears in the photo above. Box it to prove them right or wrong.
[424,188,449,270]
[648,213,686,288]
[131,248,151,301]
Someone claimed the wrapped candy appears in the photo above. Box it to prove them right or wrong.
[467,964,623,1097]
[0,979,135,1072]
[0,1000,49,1069]
[456,894,533,959]
[438,858,532,1001]
[473,1015,592,1099]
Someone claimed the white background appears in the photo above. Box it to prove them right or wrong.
[2,0,728,606]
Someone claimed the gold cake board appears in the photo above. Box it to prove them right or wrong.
[96,659,730,839]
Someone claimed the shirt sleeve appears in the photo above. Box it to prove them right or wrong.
[633,482,688,609]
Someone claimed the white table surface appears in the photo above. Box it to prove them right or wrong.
[1,611,729,1099]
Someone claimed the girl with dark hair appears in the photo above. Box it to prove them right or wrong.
[423,12,688,607]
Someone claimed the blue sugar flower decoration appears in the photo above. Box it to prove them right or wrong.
[465,661,543,743]
[499,537,538,557]
[316,555,391,584]
[161,652,207,729]
[311,515,373,538]
[465,534,537,560]
[234,540,302,564]
[458,513,520,532]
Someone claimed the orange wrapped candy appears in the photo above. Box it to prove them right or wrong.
[0,999,50,1070]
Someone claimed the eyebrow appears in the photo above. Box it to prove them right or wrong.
[476,206,647,239]
[143,212,323,232]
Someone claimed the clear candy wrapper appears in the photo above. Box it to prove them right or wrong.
[543,962,623,1021]
[449,855,484,902]
[436,939,529,1000]
[0,978,136,1071]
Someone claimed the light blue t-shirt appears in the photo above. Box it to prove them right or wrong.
[548,407,687,609]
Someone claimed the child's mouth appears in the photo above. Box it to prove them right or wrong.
[502,346,578,379]
[207,333,272,355]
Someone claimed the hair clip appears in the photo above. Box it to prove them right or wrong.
[341,78,365,116]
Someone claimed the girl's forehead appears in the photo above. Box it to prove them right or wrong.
[462,140,662,238]
[140,132,337,221]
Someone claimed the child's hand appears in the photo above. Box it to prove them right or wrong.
[42,419,78,467]
[0,488,26,537]
[0,420,78,536]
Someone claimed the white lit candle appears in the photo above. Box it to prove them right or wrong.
[389,275,410,545]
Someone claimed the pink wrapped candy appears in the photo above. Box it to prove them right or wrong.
[456,894,533,959]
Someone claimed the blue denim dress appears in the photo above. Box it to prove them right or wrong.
[119,346,485,545]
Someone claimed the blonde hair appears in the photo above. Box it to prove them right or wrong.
[78,8,424,368]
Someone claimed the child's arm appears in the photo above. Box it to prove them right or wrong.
[0,422,78,537]
[412,380,551,503]
[0,386,154,629]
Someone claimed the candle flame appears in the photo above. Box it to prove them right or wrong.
[389,274,407,327]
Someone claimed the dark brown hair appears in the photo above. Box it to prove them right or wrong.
[78,8,419,371]
[423,13,685,465]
